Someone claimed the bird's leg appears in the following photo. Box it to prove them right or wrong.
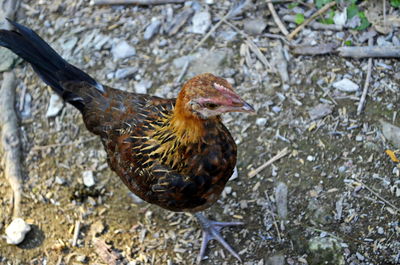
[194,212,243,263]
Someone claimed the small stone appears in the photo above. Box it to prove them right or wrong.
[190,11,211,34]
[308,237,345,265]
[76,255,88,263]
[0,47,20,72]
[82,170,95,187]
[308,103,333,120]
[55,176,66,185]
[333,10,347,26]
[46,94,64,118]
[307,155,315,162]
[355,135,363,141]
[272,106,281,113]
[377,227,384,234]
[111,40,136,60]
[128,192,145,204]
[333,78,359,92]
[144,19,161,40]
[115,67,137,80]
[5,218,31,245]
[243,18,267,35]
[229,166,238,181]
[20,92,32,119]
[380,120,400,148]
[225,186,232,194]
[135,80,152,94]
[256,118,267,126]
[356,252,364,261]
[239,200,248,209]
[275,182,288,219]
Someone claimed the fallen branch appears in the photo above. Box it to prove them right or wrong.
[357,35,374,115]
[0,72,22,218]
[292,43,338,55]
[0,0,22,219]
[94,0,186,5]
[337,46,400,58]
[248,147,289,178]
[288,1,336,40]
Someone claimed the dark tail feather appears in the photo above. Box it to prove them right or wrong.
[0,19,103,111]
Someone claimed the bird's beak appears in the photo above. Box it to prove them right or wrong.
[223,97,256,114]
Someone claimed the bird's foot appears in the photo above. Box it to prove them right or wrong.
[194,213,243,264]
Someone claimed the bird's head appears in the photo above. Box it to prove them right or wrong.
[177,73,255,119]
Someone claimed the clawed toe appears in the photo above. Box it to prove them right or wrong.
[194,213,243,264]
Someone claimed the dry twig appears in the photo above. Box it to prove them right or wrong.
[288,1,336,40]
[357,35,374,115]
[0,0,22,219]
[72,220,81,247]
[94,0,186,5]
[248,147,289,177]
[224,20,274,71]
[354,177,399,214]
[267,2,289,36]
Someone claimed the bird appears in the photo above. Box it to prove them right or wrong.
[0,19,255,263]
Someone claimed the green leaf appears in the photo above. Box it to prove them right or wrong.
[347,3,358,19]
[391,0,400,8]
[320,10,335,24]
[288,2,299,9]
[315,0,334,9]
[295,13,305,25]
[344,40,352,46]
[356,12,370,30]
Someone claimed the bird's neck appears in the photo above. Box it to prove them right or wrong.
[170,96,206,144]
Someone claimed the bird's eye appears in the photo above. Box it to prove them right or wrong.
[204,103,219,109]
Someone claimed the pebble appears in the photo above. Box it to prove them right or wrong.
[5,218,31,245]
[308,103,333,120]
[134,80,152,94]
[46,94,64,118]
[190,11,211,34]
[275,182,288,219]
[82,170,95,187]
[333,78,359,92]
[111,40,136,60]
[55,176,66,185]
[76,255,88,263]
[308,237,345,265]
[243,18,267,35]
[256,117,267,126]
[355,135,363,142]
[377,227,384,234]
[333,10,347,26]
[20,92,32,119]
[144,19,161,40]
[0,48,20,72]
[380,120,400,148]
[115,67,137,80]
[307,155,315,161]
[128,192,145,204]
[272,106,281,113]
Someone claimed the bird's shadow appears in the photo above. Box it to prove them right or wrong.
[17,224,45,249]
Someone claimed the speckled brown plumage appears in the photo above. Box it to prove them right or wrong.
[0,20,255,262]
[65,81,238,212]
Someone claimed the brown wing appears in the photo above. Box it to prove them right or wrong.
[104,117,237,212]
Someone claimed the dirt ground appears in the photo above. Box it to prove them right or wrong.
[0,1,399,265]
